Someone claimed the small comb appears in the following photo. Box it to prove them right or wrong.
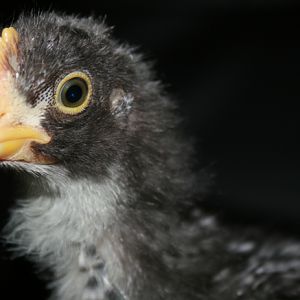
[0,27,19,73]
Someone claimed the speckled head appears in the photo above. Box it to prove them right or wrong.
[0,13,141,177]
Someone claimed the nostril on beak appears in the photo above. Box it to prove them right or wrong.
[0,112,5,118]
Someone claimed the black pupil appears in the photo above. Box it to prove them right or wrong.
[65,84,83,103]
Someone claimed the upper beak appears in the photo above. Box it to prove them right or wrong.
[0,125,51,162]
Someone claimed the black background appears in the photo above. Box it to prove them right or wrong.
[0,1,300,298]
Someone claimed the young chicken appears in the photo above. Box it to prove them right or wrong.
[1,12,300,300]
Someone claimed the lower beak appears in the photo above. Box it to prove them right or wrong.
[0,125,51,161]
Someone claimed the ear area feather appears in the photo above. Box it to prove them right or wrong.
[109,88,133,117]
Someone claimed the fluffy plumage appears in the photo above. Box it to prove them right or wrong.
[1,12,300,300]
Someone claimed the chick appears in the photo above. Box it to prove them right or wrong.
[1,12,300,300]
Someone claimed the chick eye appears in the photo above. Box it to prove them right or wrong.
[55,72,92,114]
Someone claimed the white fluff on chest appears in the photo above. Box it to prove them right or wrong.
[4,164,125,287]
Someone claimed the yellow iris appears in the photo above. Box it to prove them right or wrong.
[55,71,92,115]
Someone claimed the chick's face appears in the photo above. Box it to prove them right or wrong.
[0,14,133,177]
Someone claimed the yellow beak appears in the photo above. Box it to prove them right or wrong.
[0,125,50,161]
